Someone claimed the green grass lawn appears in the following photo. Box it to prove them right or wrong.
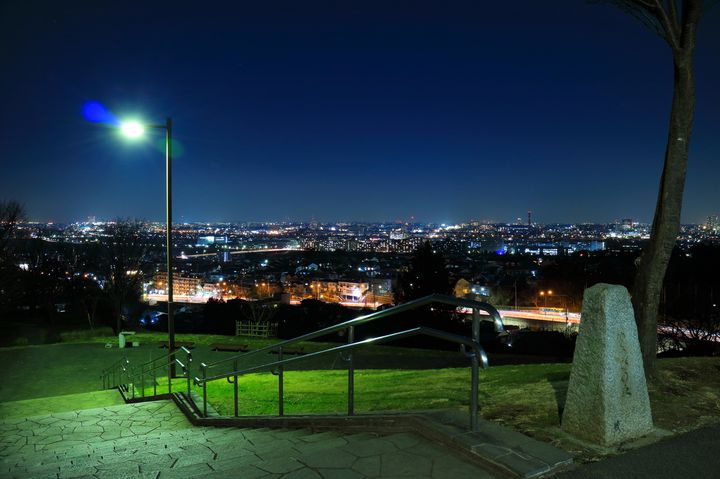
[143,364,569,425]
[140,357,719,447]
[199,365,572,420]
[62,329,472,364]
[60,329,309,351]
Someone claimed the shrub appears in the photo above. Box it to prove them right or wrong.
[59,327,114,342]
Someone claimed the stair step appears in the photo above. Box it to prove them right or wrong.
[1,399,500,479]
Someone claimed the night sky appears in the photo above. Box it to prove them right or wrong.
[1,1,718,224]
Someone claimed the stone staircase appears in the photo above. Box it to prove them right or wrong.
[0,400,499,479]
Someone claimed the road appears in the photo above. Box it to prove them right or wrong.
[551,424,720,479]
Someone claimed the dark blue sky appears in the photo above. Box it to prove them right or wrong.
[1,1,718,224]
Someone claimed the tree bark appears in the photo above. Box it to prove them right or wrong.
[632,50,696,378]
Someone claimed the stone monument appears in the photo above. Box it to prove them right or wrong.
[561,283,653,446]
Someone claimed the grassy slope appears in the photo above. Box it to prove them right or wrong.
[47,330,720,452]
[148,357,719,439]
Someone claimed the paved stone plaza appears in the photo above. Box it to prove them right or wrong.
[0,400,501,479]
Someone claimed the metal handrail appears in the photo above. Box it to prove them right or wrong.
[101,357,130,390]
[101,346,193,400]
[192,294,504,431]
[200,326,487,383]
[133,346,192,371]
[202,294,503,373]
[126,346,193,399]
[101,356,130,376]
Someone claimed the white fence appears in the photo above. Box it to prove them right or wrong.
[235,321,277,338]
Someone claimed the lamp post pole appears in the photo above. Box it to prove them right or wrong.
[116,117,175,374]
[164,118,175,360]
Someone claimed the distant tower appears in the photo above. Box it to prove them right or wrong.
[527,210,532,227]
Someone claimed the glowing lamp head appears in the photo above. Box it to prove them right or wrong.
[121,121,145,138]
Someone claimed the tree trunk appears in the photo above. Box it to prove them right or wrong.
[114,300,123,334]
[632,53,695,378]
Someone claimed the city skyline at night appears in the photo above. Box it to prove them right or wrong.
[1,1,719,224]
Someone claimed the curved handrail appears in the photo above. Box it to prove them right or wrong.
[203,293,503,373]
[189,294,504,431]
[101,357,130,390]
[197,326,488,384]
[102,346,194,400]
[133,346,192,372]
[101,357,129,376]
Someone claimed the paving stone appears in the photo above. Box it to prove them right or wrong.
[317,467,364,479]
[2,417,31,425]
[297,431,341,443]
[381,450,433,477]
[207,464,269,479]
[249,439,299,460]
[383,433,421,450]
[57,464,99,478]
[62,432,101,442]
[292,436,348,455]
[213,445,258,462]
[93,459,141,476]
[0,398,510,479]
[99,430,123,441]
[280,467,323,479]
[150,461,214,478]
[492,451,551,478]
[78,417,101,427]
[302,449,356,468]
[253,456,304,474]
[72,425,104,435]
[209,453,264,473]
[171,450,217,469]
[431,455,498,479]
[129,424,157,436]
[471,443,512,460]
[342,437,396,458]
[352,455,381,477]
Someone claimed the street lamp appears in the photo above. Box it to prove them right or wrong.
[120,117,176,361]
[539,289,553,308]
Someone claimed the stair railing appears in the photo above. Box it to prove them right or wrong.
[101,357,130,391]
[194,294,504,431]
[101,347,193,400]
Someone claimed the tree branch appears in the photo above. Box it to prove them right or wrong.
[668,0,681,31]
[653,0,681,49]
[633,0,660,9]
[599,0,683,49]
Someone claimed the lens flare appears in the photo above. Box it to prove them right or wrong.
[82,101,117,124]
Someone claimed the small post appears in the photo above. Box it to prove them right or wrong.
[278,347,284,416]
[202,363,207,418]
[347,325,355,416]
[127,364,134,399]
[153,366,157,396]
[470,308,480,431]
[141,366,145,398]
[186,351,192,398]
[233,359,239,417]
